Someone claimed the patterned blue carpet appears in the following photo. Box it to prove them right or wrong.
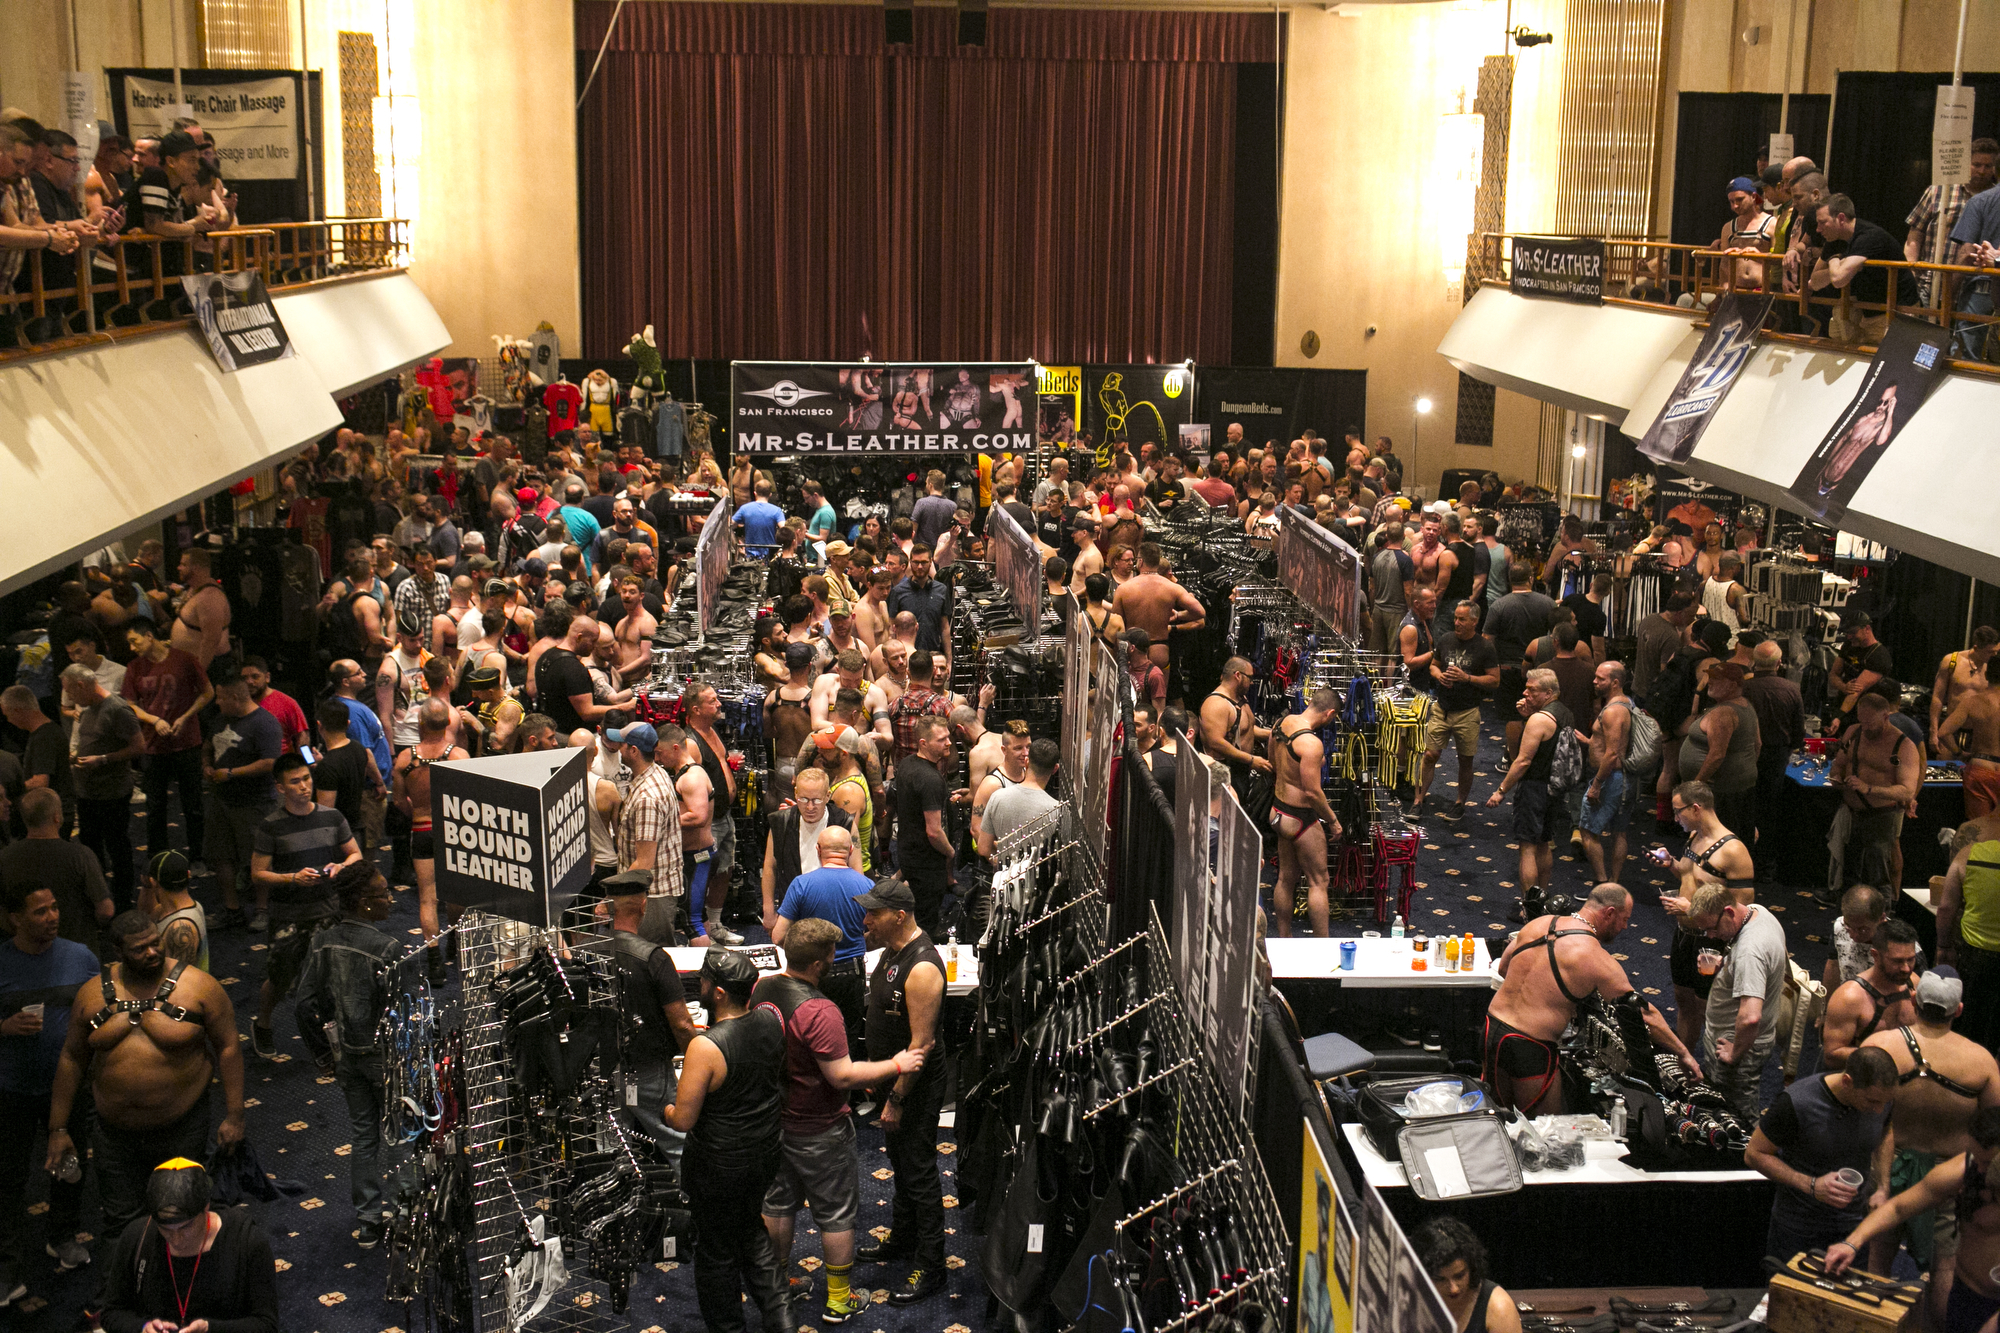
[5,699,1850,1331]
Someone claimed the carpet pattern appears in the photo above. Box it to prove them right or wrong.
[6,701,1853,1331]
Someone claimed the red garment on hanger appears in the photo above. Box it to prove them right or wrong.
[543,381,583,436]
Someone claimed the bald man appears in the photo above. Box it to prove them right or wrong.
[772,824,873,1047]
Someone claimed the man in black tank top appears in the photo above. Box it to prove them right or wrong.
[666,949,797,1333]
[605,874,696,1162]
[855,879,949,1305]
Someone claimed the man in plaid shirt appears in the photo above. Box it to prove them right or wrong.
[611,721,686,944]
[1908,138,1997,303]
[887,650,954,767]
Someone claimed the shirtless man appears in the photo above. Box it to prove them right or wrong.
[1269,689,1343,938]
[1408,512,1451,598]
[1486,884,1693,1115]
[1653,779,1757,1050]
[1939,660,2000,818]
[1067,515,1104,595]
[970,722,1030,858]
[1824,1106,2000,1332]
[612,570,657,680]
[810,648,891,745]
[1830,690,1923,894]
[958,690,1006,797]
[868,613,921,683]
[1820,918,1920,1071]
[872,637,911,708]
[1856,971,2000,1304]
[764,643,818,808]
[1199,656,1272,796]
[392,699,467,978]
[661,725,721,945]
[45,911,246,1244]
[855,568,894,651]
[170,546,231,668]
[1933,629,1998,756]
[1111,543,1207,697]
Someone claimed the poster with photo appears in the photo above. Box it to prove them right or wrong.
[1636,291,1773,466]
[1787,315,1953,524]
[1084,365,1195,455]
[1356,1185,1397,1333]
[1037,364,1084,448]
[733,362,1036,455]
[1298,1121,1355,1333]
[1654,474,1743,537]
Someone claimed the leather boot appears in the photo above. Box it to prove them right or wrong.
[743,1229,798,1333]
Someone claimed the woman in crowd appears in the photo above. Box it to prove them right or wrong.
[1107,543,1138,591]
[1416,1218,1521,1333]
[101,1160,279,1333]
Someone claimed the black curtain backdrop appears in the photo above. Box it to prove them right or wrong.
[574,3,1278,363]
[1670,92,1830,246]
[1197,366,1368,451]
[1828,71,2000,242]
[1231,63,1280,366]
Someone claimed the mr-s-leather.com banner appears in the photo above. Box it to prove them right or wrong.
[733,362,1036,454]
[1510,236,1606,304]
[1637,291,1774,466]
[122,74,300,180]
[1787,315,1953,525]
[183,272,294,372]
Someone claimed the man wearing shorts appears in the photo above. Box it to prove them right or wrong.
[1269,689,1343,938]
[1419,600,1497,821]
[755,918,924,1325]
[247,753,361,1060]
[1487,669,1573,921]
[1580,661,1635,885]
[392,699,467,985]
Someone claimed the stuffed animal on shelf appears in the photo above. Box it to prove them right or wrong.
[625,324,665,406]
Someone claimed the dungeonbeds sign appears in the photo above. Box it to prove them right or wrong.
[733,361,1037,454]
[1509,236,1606,304]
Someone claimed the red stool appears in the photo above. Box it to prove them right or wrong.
[1370,830,1419,925]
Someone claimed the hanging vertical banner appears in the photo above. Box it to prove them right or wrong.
[1935,86,1977,186]
[1299,1121,1357,1333]
[1036,364,1083,445]
[182,272,295,371]
[1787,314,1953,524]
[62,73,99,179]
[1171,733,1213,1041]
[1636,290,1774,466]
[1275,505,1363,637]
[985,502,1041,636]
[694,499,731,634]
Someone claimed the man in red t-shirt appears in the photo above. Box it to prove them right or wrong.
[241,656,310,753]
[754,917,924,1322]
[119,621,212,859]
[1121,628,1167,712]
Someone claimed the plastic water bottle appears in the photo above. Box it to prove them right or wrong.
[1391,914,1405,952]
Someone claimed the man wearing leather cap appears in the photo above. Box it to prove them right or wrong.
[603,869,695,1162]
[855,878,949,1305]
[668,948,795,1333]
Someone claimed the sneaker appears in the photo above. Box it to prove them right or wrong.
[46,1239,90,1270]
[356,1220,384,1249]
[705,920,744,946]
[0,1280,25,1307]
[785,1277,815,1307]
[251,1023,277,1059]
[248,910,270,933]
[1436,802,1464,823]
[822,1291,871,1324]
[890,1268,945,1304]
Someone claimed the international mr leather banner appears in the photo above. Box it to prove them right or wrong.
[1636,291,1774,466]
[732,362,1035,455]
[1509,236,1606,304]
[182,271,294,372]
[1787,314,1952,525]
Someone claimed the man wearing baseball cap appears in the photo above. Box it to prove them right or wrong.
[853,878,948,1304]
[1706,175,1774,292]
[463,664,522,756]
[822,540,859,612]
[667,948,794,1333]
[609,722,686,945]
[1829,611,1894,736]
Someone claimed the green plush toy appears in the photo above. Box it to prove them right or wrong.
[625,324,665,403]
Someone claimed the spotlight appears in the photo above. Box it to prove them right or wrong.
[1415,397,1434,415]
[1511,25,1553,47]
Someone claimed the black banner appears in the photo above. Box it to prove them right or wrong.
[1787,315,1952,524]
[1510,236,1607,304]
[732,362,1035,455]
[1196,366,1369,453]
[183,272,294,372]
[1082,365,1195,456]
[1636,290,1773,466]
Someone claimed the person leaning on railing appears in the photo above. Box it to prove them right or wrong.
[1808,193,1919,346]
[0,122,82,292]
[136,130,231,279]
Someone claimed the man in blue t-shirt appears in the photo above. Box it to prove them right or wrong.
[802,479,838,553]
[0,883,102,1289]
[774,825,871,1046]
[734,477,787,559]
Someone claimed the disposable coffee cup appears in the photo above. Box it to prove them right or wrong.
[21,1003,43,1020]
[1834,1168,1864,1190]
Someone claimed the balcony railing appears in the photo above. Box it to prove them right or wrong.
[0,217,410,359]
[1473,232,2000,375]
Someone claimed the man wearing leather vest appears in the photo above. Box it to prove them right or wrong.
[605,871,695,1164]
[758,768,853,938]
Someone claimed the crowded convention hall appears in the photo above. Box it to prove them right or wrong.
[7,3,2000,1333]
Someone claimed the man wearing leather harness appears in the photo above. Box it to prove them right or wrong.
[1268,689,1343,939]
[1859,968,2000,1316]
[1656,780,1757,1052]
[1938,659,2000,817]
[1199,657,1271,799]
[169,546,231,670]
[1821,917,1920,1071]
[1485,884,1694,1115]
[1827,1106,2000,1333]
[45,911,245,1254]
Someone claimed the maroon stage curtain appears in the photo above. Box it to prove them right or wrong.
[575,2,1276,362]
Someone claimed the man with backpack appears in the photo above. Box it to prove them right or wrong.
[1488,668,1582,921]
[1580,661,1657,886]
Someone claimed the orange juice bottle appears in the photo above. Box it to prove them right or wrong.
[1444,935,1460,972]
